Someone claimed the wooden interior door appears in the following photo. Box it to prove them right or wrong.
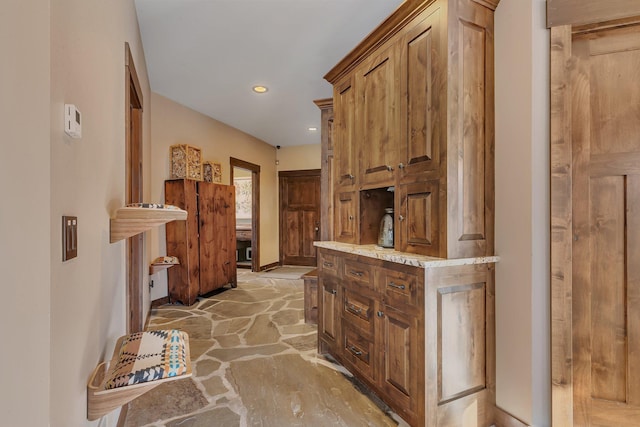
[279,170,320,266]
[552,22,640,425]
[572,24,640,425]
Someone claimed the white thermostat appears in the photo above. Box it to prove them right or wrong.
[64,104,82,138]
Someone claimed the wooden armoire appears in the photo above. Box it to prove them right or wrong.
[165,179,237,305]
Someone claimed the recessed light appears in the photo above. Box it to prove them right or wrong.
[252,85,268,93]
[308,127,318,131]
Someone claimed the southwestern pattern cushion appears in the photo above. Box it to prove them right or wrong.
[105,329,189,389]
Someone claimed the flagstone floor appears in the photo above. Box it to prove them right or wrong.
[123,270,407,427]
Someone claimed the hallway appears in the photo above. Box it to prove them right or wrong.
[123,270,406,426]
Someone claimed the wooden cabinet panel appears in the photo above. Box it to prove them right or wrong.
[379,303,422,426]
[343,258,373,289]
[399,7,444,181]
[334,190,358,243]
[334,76,357,189]
[165,179,200,305]
[398,180,441,256]
[342,325,377,383]
[446,0,494,258]
[437,282,486,402]
[343,288,375,336]
[358,46,400,188]
[318,250,339,276]
[318,277,341,354]
[379,265,420,311]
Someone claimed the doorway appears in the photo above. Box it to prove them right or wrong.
[279,170,321,266]
[125,43,144,333]
[230,157,260,272]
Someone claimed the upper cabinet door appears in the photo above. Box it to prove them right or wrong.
[333,75,357,189]
[357,45,400,189]
[398,7,444,183]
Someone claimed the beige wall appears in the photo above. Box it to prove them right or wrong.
[49,0,151,425]
[494,0,550,424]
[149,93,278,300]
[0,1,51,426]
[277,143,321,171]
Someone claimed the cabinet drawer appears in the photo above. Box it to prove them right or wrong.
[343,289,374,334]
[343,259,372,288]
[319,252,339,276]
[380,268,419,309]
[342,326,376,382]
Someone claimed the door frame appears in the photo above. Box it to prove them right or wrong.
[549,10,640,424]
[125,43,144,333]
[230,157,260,272]
[278,169,321,266]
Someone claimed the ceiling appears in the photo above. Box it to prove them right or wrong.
[134,0,404,148]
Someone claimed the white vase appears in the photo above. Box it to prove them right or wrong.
[378,208,394,248]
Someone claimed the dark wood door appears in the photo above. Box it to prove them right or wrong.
[569,23,640,425]
[279,170,320,266]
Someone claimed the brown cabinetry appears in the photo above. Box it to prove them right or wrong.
[317,247,425,426]
[165,179,237,305]
[317,246,494,427]
[326,0,497,259]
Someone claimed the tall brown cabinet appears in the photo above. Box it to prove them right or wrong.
[165,179,237,305]
[317,0,501,426]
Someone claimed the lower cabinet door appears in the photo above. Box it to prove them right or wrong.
[318,277,341,352]
[379,303,423,425]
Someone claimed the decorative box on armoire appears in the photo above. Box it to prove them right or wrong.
[165,179,237,305]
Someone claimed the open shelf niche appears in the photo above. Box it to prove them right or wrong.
[110,205,187,243]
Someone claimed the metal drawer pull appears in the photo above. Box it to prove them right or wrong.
[330,289,337,295]
[348,346,363,356]
[323,261,334,268]
[388,282,406,290]
[386,165,394,172]
[377,311,384,317]
[349,270,364,277]
[347,304,363,315]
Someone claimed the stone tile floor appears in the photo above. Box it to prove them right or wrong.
[123,270,407,427]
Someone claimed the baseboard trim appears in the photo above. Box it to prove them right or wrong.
[151,296,170,308]
[259,261,279,271]
[493,406,530,427]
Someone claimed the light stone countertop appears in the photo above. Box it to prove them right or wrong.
[313,241,499,268]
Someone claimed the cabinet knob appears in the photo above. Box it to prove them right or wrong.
[386,165,394,172]
[348,215,354,221]
[398,162,405,169]
[398,215,405,221]
[377,311,384,317]
[348,174,354,180]
[331,289,337,295]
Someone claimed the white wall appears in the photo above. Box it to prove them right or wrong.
[49,0,151,425]
[0,1,51,426]
[494,0,550,424]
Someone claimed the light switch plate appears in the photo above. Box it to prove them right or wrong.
[62,216,78,261]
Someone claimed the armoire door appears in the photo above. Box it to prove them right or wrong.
[568,23,640,425]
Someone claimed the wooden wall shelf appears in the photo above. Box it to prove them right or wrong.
[87,331,192,420]
[110,205,187,243]
[149,262,178,275]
